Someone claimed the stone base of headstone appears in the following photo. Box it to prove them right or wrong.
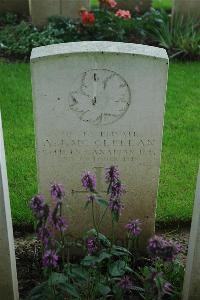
[183,167,200,300]
[29,0,90,27]
[0,0,29,15]
[0,112,19,300]
[173,0,200,20]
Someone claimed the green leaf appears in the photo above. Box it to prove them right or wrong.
[96,198,109,208]
[84,200,91,210]
[48,272,67,286]
[62,282,80,299]
[69,265,89,281]
[85,229,111,247]
[27,282,51,300]
[97,283,111,296]
[109,260,127,277]
[81,255,98,266]
[98,232,111,247]
[111,245,132,257]
[97,250,111,263]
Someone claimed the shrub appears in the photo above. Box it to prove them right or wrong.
[0,7,199,60]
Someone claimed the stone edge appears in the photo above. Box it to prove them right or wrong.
[30,41,168,62]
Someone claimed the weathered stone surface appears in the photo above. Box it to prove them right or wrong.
[62,0,90,18]
[29,0,90,26]
[0,112,19,300]
[31,41,168,247]
[0,0,29,15]
[183,167,200,300]
[173,0,200,20]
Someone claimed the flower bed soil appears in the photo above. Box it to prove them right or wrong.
[15,226,190,299]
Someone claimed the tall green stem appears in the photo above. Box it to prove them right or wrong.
[92,200,99,242]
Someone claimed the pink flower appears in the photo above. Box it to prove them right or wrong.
[107,0,117,8]
[100,0,117,8]
[115,9,131,19]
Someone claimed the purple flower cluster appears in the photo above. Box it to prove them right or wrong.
[51,183,65,201]
[105,165,120,183]
[30,195,45,218]
[118,276,133,291]
[163,282,174,295]
[148,236,180,261]
[109,199,124,215]
[30,183,69,269]
[86,237,97,255]
[81,171,97,192]
[125,219,142,236]
[105,166,125,218]
[42,250,59,268]
[110,181,125,198]
[37,226,51,247]
[51,215,68,232]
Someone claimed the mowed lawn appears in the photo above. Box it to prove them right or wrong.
[91,0,172,9]
[0,60,199,225]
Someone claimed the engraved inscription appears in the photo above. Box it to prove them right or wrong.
[42,130,156,163]
[69,69,131,125]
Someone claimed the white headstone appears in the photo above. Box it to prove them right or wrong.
[0,112,19,300]
[183,167,200,300]
[173,0,200,20]
[31,41,168,246]
[0,0,29,15]
[29,0,90,27]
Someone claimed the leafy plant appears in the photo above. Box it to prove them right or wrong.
[27,166,183,300]
[142,9,200,59]
[0,7,199,60]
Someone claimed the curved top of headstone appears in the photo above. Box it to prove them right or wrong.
[31,41,168,62]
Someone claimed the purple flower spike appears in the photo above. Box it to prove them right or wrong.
[118,276,133,290]
[105,165,120,183]
[125,219,142,236]
[111,181,126,199]
[81,171,96,192]
[163,282,174,295]
[53,216,68,232]
[109,199,124,215]
[30,195,45,218]
[42,250,59,268]
[86,237,97,255]
[51,183,65,202]
[37,227,51,247]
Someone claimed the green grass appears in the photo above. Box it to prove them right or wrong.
[0,61,199,225]
[0,62,36,224]
[153,0,172,10]
[91,0,172,10]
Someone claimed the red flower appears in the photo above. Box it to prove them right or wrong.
[115,9,131,19]
[81,11,95,25]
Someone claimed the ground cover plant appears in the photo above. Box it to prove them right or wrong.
[0,60,199,226]
[27,166,184,299]
[0,1,199,60]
